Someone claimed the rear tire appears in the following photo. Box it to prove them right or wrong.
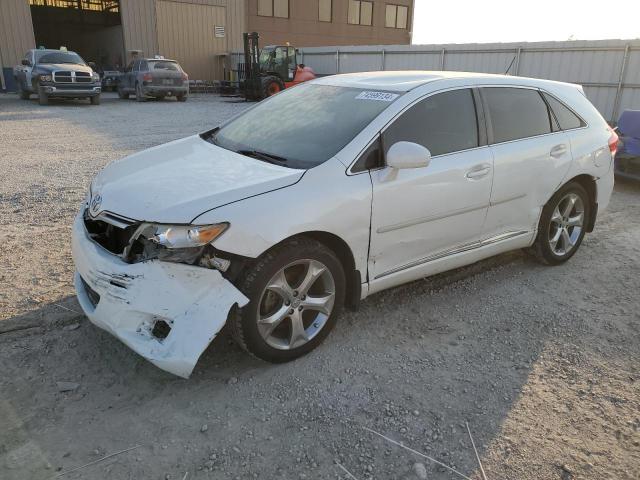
[117,85,129,99]
[135,83,146,102]
[90,94,100,105]
[261,76,285,98]
[530,182,590,265]
[229,237,345,363]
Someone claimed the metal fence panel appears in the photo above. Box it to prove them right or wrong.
[295,39,640,122]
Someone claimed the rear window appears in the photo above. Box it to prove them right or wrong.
[542,92,585,130]
[484,87,552,143]
[148,60,180,71]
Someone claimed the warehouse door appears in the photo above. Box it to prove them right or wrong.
[156,1,226,82]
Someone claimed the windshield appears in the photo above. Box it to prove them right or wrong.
[149,60,180,71]
[212,84,399,169]
[36,51,85,65]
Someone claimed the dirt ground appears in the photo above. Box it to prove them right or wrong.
[0,93,638,480]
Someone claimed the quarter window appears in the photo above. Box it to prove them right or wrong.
[348,0,373,25]
[483,87,552,143]
[542,92,585,130]
[383,89,479,157]
[319,0,332,22]
[385,4,408,29]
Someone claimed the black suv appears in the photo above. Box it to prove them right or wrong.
[13,49,102,105]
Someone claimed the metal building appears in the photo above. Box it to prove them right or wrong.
[0,0,413,91]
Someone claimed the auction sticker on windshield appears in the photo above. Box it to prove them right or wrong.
[355,91,399,102]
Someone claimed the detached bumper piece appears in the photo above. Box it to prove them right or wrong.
[72,214,248,378]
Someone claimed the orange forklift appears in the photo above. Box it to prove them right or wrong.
[243,32,316,101]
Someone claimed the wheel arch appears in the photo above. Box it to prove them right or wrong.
[231,230,361,311]
[561,174,597,232]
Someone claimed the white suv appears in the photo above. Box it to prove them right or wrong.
[73,71,616,377]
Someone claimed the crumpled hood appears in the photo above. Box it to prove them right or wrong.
[90,135,304,223]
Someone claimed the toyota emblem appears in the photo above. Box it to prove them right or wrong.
[90,194,102,214]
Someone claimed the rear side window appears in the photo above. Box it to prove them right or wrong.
[483,87,552,143]
[542,92,585,130]
[383,89,479,157]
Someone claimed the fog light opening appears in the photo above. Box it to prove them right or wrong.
[152,319,172,340]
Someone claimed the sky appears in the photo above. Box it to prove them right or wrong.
[411,0,640,45]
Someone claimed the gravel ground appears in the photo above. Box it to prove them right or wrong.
[0,92,639,480]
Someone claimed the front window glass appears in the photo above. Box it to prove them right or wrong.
[36,51,85,65]
[383,89,479,157]
[212,84,399,169]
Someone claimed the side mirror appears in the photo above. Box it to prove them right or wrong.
[88,61,97,69]
[21,59,31,66]
[386,141,431,169]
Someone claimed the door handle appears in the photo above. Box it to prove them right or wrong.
[465,164,491,180]
[550,144,568,158]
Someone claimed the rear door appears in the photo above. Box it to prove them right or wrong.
[369,87,493,280]
[481,86,573,239]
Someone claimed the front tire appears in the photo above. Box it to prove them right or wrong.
[531,182,590,265]
[261,76,285,98]
[177,93,187,102]
[18,83,30,100]
[38,89,49,105]
[229,238,345,362]
[90,94,100,105]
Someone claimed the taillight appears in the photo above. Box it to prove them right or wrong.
[142,73,152,83]
[181,72,188,81]
[608,127,619,156]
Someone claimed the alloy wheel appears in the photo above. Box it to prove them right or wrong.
[257,259,335,350]
[548,192,585,256]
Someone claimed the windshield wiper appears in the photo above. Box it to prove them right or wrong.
[237,149,289,165]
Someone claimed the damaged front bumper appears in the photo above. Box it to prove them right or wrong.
[71,213,248,378]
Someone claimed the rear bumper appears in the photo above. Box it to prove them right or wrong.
[614,155,640,181]
[71,213,248,378]
[41,85,101,97]
[141,85,188,96]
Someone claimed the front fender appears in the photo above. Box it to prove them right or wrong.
[193,158,373,276]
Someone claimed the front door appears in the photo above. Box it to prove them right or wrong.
[369,88,493,280]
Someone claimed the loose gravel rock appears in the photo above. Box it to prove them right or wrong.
[1,93,639,480]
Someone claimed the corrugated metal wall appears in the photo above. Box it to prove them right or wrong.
[119,0,245,80]
[297,40,640,122]
[156,0,227,80]
[0,0,36,90]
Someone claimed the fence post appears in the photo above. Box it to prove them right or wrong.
[440,48,446,70]
[336,49,340,74]
[611,44,630,123]
[381,49,385,71]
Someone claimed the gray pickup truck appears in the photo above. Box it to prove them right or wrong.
[13,48,102,105]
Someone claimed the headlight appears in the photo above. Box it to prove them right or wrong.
[149,223,229,249]
[92,72,100,81]
[39,74,52,82]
